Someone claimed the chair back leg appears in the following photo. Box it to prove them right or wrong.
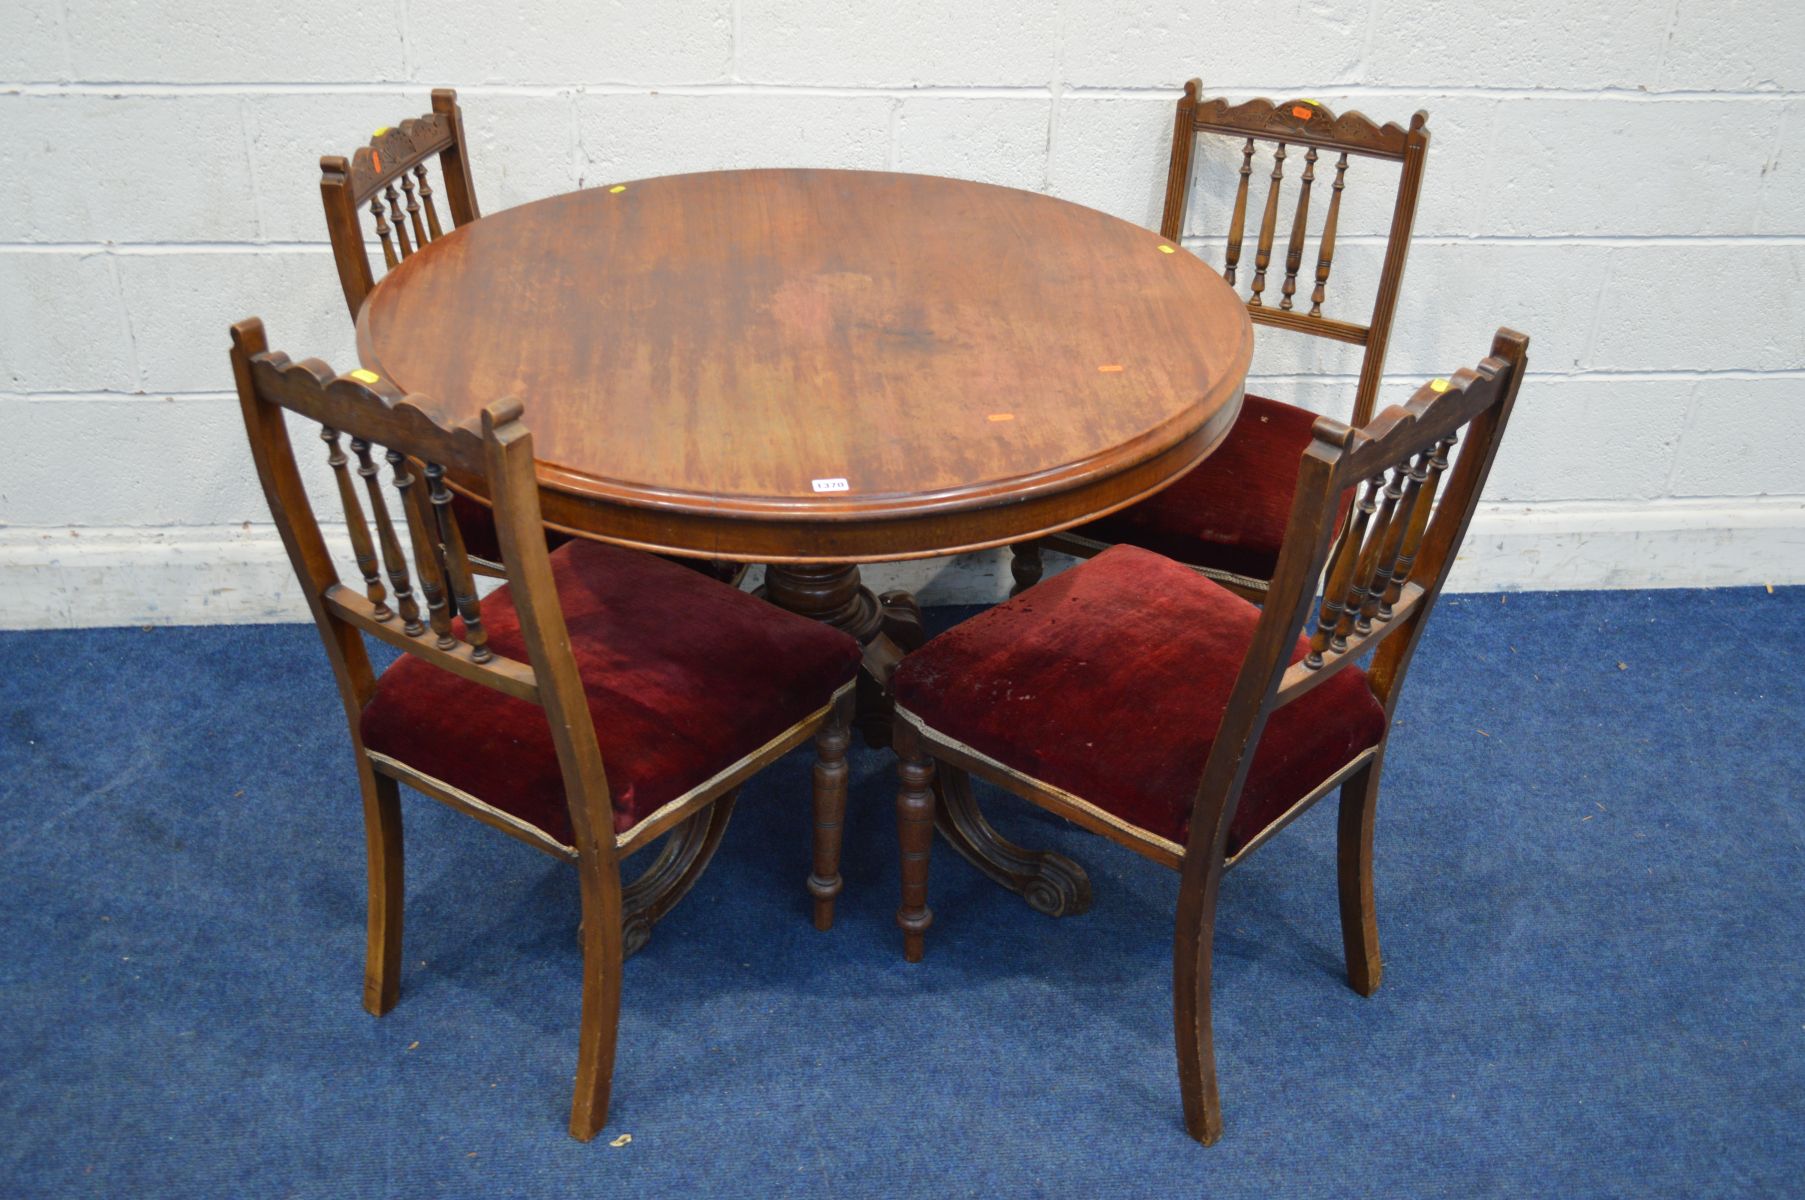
[1336,754,1385,996]
[568,855,626,1141]
[1009,542,1046,596]
[359,762,405,1017]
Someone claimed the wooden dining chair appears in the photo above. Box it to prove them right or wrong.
[315,90,520,573]
[1012,80,1432,601]
[229,317,860,1140]
[892,329,1528,1144]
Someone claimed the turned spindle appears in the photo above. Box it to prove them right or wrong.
[1311,154,1349,317]
[1331,474,1386,649]
[1382,434,1457,610]
[414,164,443,240]
[1224,138,1256,286]
[1351,463,1408,634]
[1249,143,1286,306]
[370,196,398,269]
[399,170,428,249]
[424,463,491,662]
[1280,148,1316,311]
[385,449,454,644]
[321,427,389,618]
[1371,450,1431,619]
[384,183,412,258]
[352,439,422,635]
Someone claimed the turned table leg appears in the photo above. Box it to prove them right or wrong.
[760,560,1090,918]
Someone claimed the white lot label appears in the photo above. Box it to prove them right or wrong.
[811,477,850,493]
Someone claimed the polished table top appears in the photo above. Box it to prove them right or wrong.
[357,168,1251,562]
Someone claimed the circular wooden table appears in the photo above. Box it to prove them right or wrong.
[358,167,1252,919]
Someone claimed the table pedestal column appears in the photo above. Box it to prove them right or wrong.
[761,560,1090,918]
[762,562,923,747]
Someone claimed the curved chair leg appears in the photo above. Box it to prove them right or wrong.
[1337,757,1384,996]
[810,691,855,930]
[359,761,404,1017]
[894,722,937,962]
[1173,862,1226,1145]
[1009,541,1046,597]
[569,854,626,1142]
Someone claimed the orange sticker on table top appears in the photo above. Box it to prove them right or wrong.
[986,412,1015,422]
[1097,364,1125,373]
[1429,377,1450,393]
[349,369,381,385]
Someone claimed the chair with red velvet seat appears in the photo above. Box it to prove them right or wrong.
[1010,80,1432,600]
[892,330,1528,1144]
[230,317,860,1141]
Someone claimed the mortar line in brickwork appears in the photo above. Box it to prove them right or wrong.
[9,369,1804,409]
[6,235,1805,255]
[4,81,1801,102]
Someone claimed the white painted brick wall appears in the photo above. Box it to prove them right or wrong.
[2,0,1802,627]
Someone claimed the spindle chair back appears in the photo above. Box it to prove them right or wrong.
[230,318,607,848]
[319,89,480,318]
[1161,80,1430,427]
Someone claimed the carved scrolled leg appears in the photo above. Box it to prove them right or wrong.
[359,760,404,1017]
[894,721,937,962]
[809,692,855,930]
[933,765,1092,918]
[1337,757,1383,996]
[1009,541,1046,597]
[618,794,738,958]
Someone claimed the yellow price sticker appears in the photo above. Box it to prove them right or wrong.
[609,184,627,194]
[1158,244,1177,254]
[1429,377,1450,393]
[372,126,390,137]
[349,369,381,385]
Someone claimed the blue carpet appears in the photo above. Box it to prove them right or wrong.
[2,588,1801,1198]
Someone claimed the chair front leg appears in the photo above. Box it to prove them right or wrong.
[569,851,625,1142]
[1337,755,1384,996]
[1173,859,1226,1145]
[894,722,937,962]
[358,759,404,1017]
[809,691,854,930]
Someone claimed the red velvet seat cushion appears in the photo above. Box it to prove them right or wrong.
[1072,393,1324,583]
[361,540,861,842]
[893,545,1386,857]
